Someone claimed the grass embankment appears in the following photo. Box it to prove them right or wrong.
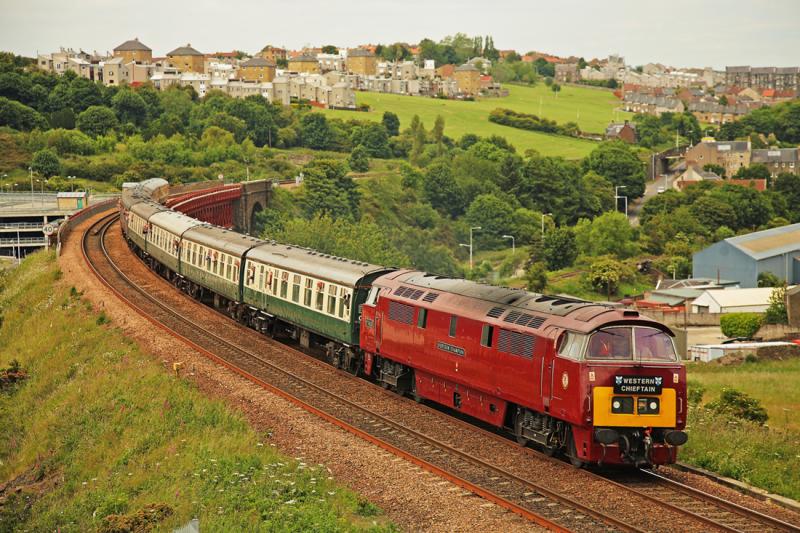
[682,359,800,500]
[0,252,393,531]
[322,84,629,159]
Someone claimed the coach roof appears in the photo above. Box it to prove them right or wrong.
[183,224,265,258]
[247,241,391,287]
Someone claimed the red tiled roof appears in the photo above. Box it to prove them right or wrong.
[728,179,767,191]
[762,89,776,97]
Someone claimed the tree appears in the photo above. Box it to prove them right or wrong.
[465,194,514,246]
[574,211,638,258]
[719,95,729,106]
[764,285,788,325]
[432,115,445,156]
[112,88,148,126]
[587,257,629,298]
[301,159,360,220]
[733,163,770,181]
[348,144,370,172]
[382,111,400,136]
[689,196,737,232]
[423,161,464,217]
[524,262,548,292]
[299,113,332,150]
[773,173,800,222]
[410,116,426,164]
[583,141,647,198]
[757,271,781,288]
[321,45,339,54]
[0,96,48,131]
[543,227,578,270]
[703,163,726,178]
[31,148,60,177]
[76,105,118,137]
[350,122,391,158]
[551,83,561,96]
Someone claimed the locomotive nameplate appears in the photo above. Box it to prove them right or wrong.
[436,341,465,357]
[613,375,663,394]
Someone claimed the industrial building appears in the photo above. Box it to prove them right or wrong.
[692,223,800,288]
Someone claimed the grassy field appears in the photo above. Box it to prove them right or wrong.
[321,83,631,159]
[680,358,800,500]
[0,252,393,531]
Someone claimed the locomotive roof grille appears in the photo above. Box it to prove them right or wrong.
[422,292,439,303]
[486,306,505,318]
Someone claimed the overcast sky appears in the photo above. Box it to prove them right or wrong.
[1,0,798,68]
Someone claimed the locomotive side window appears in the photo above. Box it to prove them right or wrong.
[449,316,458,338]
[481,325,494,348]
[557,331,586,361]
[417,308,427,329]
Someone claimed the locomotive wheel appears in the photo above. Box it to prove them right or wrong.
[514,410,529,447]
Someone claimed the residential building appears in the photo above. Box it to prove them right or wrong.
[347,48,377,76]
[751,148,800,178]
[317,53,345,73]
[260,46,287,64]
[166,44,205,73]
[605,121,637,143]
[453,63,480,96]
[693,223,800,288]
[238,56,276,82]
[673,166,722,190]
[688,101,751,124]
[113,38,152,64]
[725,66,800,91]
[622,93,684,115]
[685,140,751,177]
[287,54,319,74]
[555,63,578,83]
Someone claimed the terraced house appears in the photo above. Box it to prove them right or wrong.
[238,56,276,82]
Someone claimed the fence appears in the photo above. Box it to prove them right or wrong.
[640,310,723,327]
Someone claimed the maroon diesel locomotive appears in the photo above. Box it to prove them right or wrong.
[360,270,688,467]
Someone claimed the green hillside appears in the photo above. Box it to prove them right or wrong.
[321,83,631,159]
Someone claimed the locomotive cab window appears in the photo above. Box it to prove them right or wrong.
[586,326,677,362]
[557,331,586,361]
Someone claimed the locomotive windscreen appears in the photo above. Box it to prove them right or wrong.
[585,326,677,362]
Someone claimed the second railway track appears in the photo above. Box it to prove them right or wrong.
[81,210,800,533]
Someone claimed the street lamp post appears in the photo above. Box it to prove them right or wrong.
[67,175,76,191]
[28,167,34,207]
[459,226,482,270]
[502,234,515,255]
[614,186,628,218]
[541,213,552,239]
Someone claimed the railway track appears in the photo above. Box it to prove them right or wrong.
[83,212,645,532]
[601,469,799,533]
[80,211,800,533]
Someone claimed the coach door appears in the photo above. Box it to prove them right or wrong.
[360,286,380,354]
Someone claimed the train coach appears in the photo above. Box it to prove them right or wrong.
[120,179,688,468]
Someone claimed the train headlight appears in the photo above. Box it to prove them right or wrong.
[637,397,660,414]
[611,396,634,414]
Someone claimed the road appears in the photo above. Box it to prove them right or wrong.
[628,171,677,226]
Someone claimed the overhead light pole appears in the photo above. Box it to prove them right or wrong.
[28,167,34,207]
[459,226,482,270]
[541,213,552,239]
[502,234,515,255]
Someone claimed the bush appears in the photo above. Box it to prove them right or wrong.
[31,148,61,177]
[348,144,370,172]
[687,380,705,407]
[707,388,768,425]
[720,313,762,339]
[488,107,579,137]
[763,285,788,325]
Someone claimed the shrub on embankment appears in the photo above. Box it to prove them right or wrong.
[0,251,393,531]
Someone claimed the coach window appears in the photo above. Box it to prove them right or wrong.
[417,308,427,329]
[449,316,458,338]
[341,289,351,319]
[292,275,301,302]
[481,324,494,347]
[327,284,337,314]
[304,278,313,306]
[315,282,325,311]
[259,266,265,290]
[280,272,288,298]
[272,270,279,294]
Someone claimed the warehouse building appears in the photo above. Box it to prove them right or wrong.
[692,223,800,288]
